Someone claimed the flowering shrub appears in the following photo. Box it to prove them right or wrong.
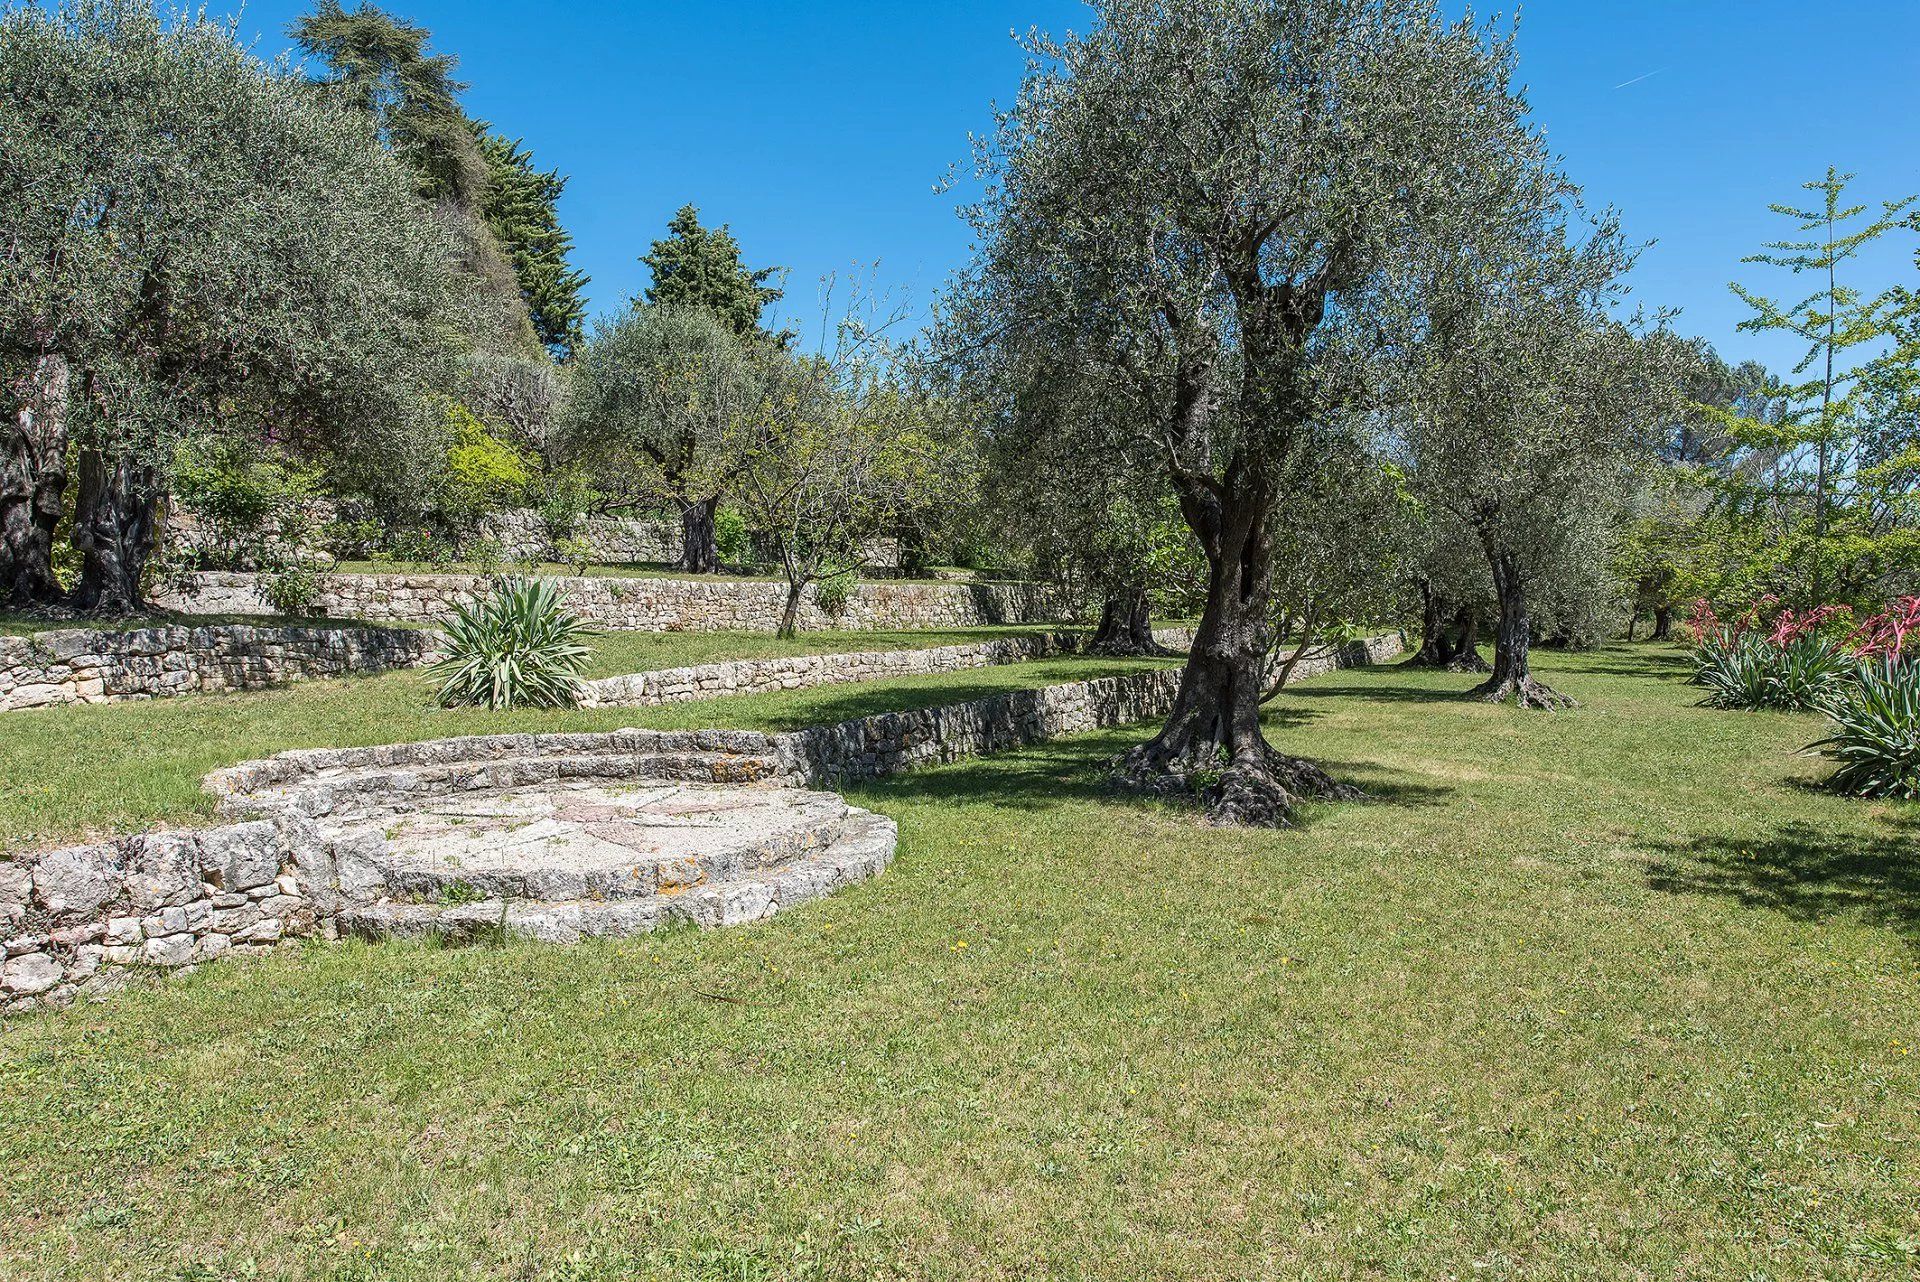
[1688,595,1920,796]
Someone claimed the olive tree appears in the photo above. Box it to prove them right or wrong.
[957,0,1553,824]
[731,354,960,639]
[1390,219,1674,707]
[0,0,454,610]
[557,305,760,572]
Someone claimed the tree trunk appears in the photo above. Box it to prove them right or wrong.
[1111,499,1356,826]
[776,578,805,639]
[1,351,70,606]
[676,495,720,573]
[1443,605,1489,672]
[67,450,158,615]
[1404,580,1454,666]
[1088,588,1165,656]
[1650,606,1672,641]
[1471,544,1572,709]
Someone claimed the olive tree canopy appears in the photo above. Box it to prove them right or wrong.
[557,304,762,572]
[955,0,1558,824]
[0,0,456,610]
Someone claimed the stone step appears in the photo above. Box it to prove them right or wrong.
[360,783,854,903]
[336,807,896,944]
[229,749,789,823]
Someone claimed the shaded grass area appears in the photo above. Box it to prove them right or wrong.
[0,643,1160,851]
[3,647,1919,1279]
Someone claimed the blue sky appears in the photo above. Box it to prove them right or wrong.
[226,1,1920,373]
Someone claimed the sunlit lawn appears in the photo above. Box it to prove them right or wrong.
[2,646,1917,1279]
[0,625,1130,852]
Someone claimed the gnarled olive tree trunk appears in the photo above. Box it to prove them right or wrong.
[1112,468,1357,826]
[1443,604,1489,672]
[1087,588,1164,655]
[1406,579,1454,666]
[676,495,721,573]
[1472,542,1572,708]
[67,449,159,614]
[1,351,71,606]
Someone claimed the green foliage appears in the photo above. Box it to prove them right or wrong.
[171,437,322,571]
[431,577,591,709]
[814,569,856,617]
[442,403,531,522]
[1809,657,1920,798]
[640,205,785,340]
[551,535,594,577]
[713,506,753,568]
[556,305,761,517]
[292,0,488,208]
[259,563,331,616]
[477,130,588,358]
[0,0,458,604]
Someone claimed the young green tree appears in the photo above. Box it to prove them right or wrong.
[731,356,958,638]
[557,306,760,573]
[1728,169,1918,601]
[0,0,455,610]
[957,0,1558,823]
[641,205,786,342]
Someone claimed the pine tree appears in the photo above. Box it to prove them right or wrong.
[478,130,589,358]
[640,205,785,339]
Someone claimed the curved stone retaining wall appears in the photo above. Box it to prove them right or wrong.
[1,631,1397,1013]
[0,624,435,713]
[156,571,1071,633]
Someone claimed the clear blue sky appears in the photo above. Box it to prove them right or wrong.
[226,0,1920,374]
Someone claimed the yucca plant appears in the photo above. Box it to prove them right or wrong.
[1767,634,1856,711]
[1693,633,1779,709]
[1808,657,1920,798]
[431,577,592,709]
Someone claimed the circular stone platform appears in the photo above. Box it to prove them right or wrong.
[326,779,896,945]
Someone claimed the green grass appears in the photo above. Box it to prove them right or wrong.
[4,647,1919,1279]
[0,632,1150,851]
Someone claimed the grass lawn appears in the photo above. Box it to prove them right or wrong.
[3,646,1918,1279]
[0,630,1148,852]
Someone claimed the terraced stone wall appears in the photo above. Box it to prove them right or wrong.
[157,571,1072,633]
[0,624,434,713]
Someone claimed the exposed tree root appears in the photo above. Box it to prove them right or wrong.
[1082,635,1179,658]
[1471,673,1576,709]
[1109,741,1361,828]
[1444,650,1492,674]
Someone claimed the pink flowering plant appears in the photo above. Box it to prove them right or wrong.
[1688,594,1920,796]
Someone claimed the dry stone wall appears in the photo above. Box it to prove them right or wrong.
[156,570,1073,633]
[582,632,1075,708]
[0,624,434,713]
[1,632,1398,1014]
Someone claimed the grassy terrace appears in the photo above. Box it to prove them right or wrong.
[3,646,1917,1278]
[0,627,1135,852]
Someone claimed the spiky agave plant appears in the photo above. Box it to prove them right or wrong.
[1693,632,1778,709]
[432,577,592,709]
[1808,656,1920,798]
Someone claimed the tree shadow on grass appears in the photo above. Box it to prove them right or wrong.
[852,733,1452,823]
[1644,816,1920,947]
[1282,683,1475,705]
[1553,650,1695,681]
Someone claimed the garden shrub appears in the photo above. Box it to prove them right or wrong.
[815,569,857,617]
[260,563,330,616]
[1809,656,1920,798]
[442,403,531,525]
[714,506,753,569]
[172,437,322,570]
[431,577,591,710]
